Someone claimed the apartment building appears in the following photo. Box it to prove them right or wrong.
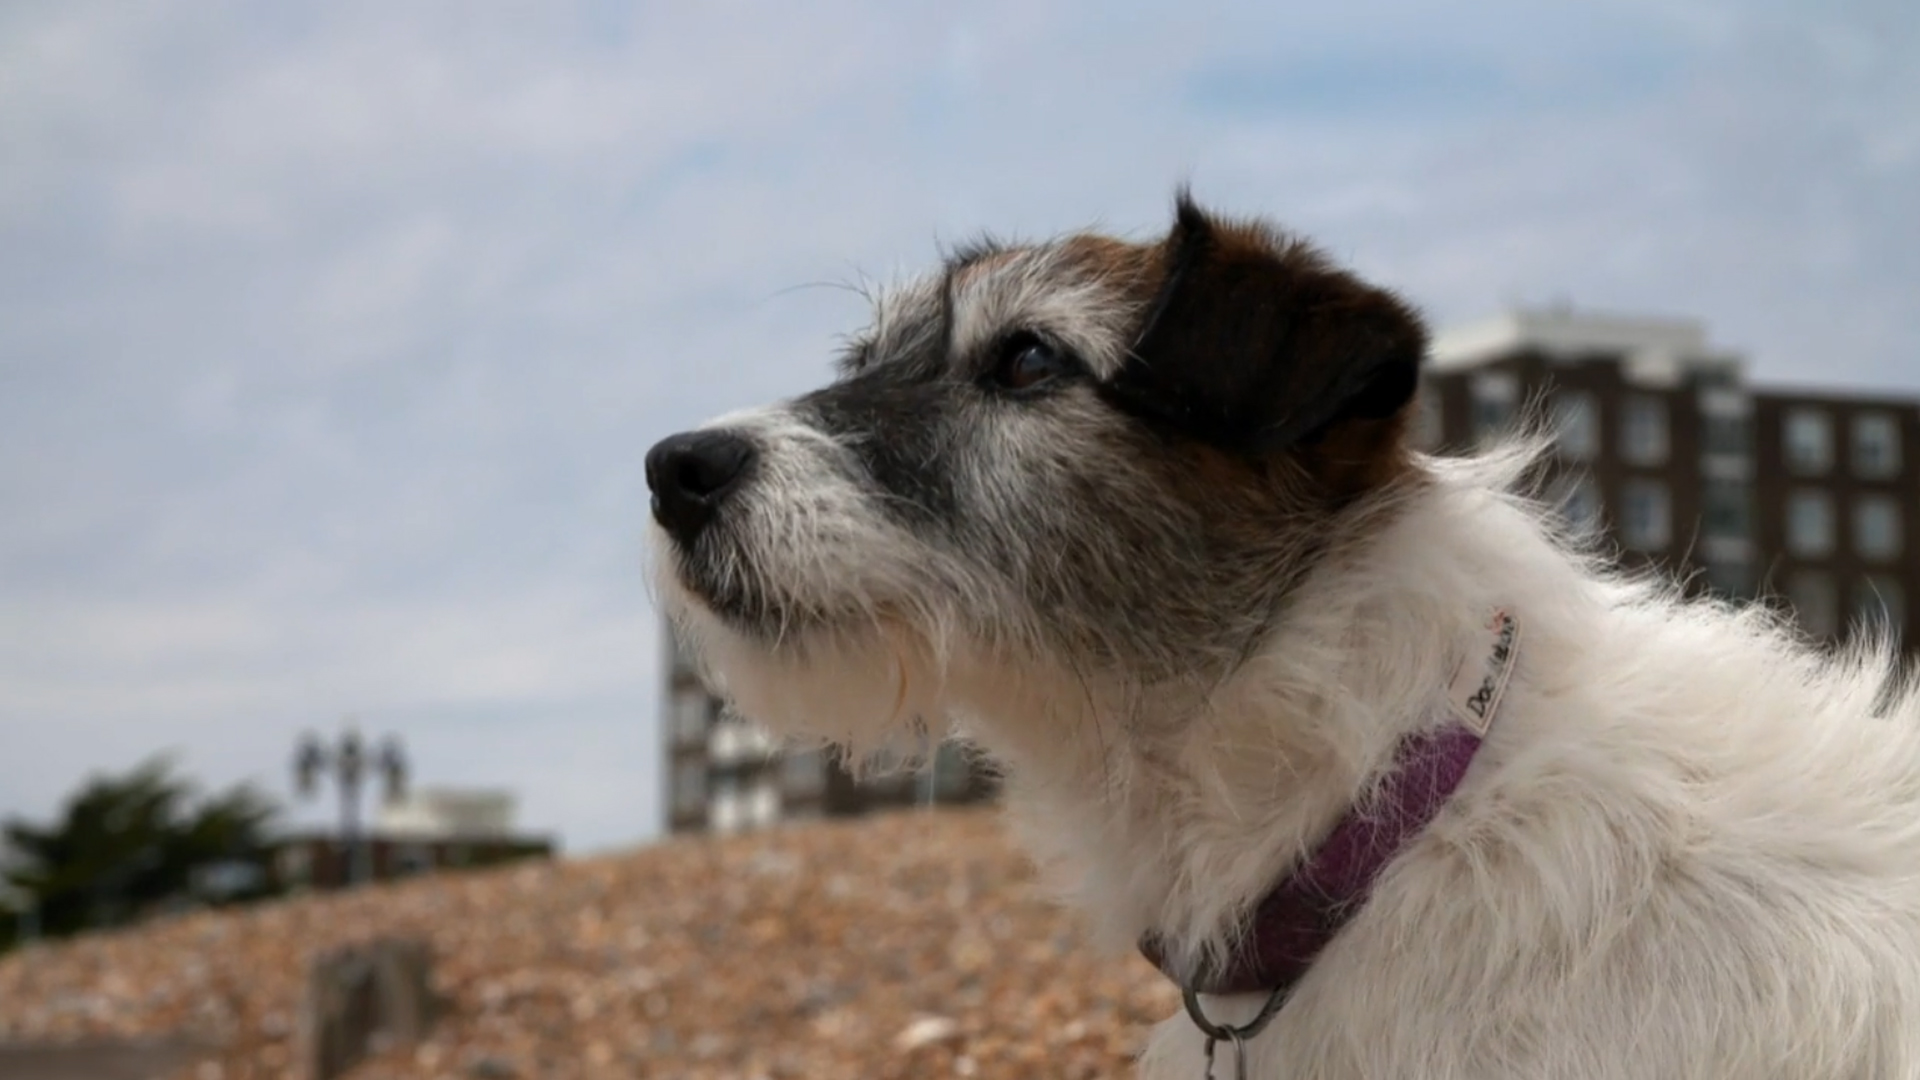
[1421,307,1915,644]
[1752,391,1917,640]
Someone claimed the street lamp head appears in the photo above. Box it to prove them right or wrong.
[379,735,409,804]
[337,727,365,780]
[293,734,328,799]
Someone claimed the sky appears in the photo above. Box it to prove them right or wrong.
[2,0,1915,854]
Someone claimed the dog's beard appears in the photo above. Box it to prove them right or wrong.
[656,553,967,765]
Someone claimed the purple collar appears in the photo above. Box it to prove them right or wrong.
[1140,609,1519,998]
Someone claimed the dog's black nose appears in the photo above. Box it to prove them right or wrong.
[646,430,757,544]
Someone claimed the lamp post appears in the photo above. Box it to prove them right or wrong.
[295,722,408,887]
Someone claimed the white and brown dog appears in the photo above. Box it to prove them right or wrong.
[646,195,1920,1078]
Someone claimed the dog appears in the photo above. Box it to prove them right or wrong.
[645,195,1920,1078]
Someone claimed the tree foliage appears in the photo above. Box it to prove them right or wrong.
[1,755,279,948]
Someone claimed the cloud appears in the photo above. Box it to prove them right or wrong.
[1,0,1914,851]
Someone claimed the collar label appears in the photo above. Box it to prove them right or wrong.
[1447,608,1520,736]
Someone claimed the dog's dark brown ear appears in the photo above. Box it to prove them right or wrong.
[1104,194,1427,456]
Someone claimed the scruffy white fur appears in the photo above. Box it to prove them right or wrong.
[1090,444,1920,1078]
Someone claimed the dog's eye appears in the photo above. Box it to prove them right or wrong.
[990,334,1073,392]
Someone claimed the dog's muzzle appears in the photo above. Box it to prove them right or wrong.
[646,429,756,546]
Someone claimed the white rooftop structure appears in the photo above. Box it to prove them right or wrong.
[376,787,518,839]
[1431,307,1744,387]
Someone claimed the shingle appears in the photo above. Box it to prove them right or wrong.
[0,808,1177,1079]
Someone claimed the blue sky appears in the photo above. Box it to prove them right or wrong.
[2,0,1915,852]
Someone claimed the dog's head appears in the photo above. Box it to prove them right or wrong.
[647,195,1428,753]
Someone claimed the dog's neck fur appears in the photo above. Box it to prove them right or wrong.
[954,449,1558,982]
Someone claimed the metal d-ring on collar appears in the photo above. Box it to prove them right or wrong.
[1185,984,1292,1080]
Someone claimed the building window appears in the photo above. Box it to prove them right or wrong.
[1701,480,1751,541]
[710,718,775,766]
[1551,472,1603,535]
[1854,496,1902,562]
[748,779,780,828]
[1619,480,1670,551]
[671,690,711,745]
[1704,382,1758,457]
[1470,373,1519,445]
[1786,490,1835,557]
[672,759,708,816]
[1786,571,1839,638]
[1619,396,1668,466]
[710,773,743,833]
[1784,409,1833,474]
[1854,576,1905,639]
[1852,412,1902,478]
[1553,391,1599,461]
